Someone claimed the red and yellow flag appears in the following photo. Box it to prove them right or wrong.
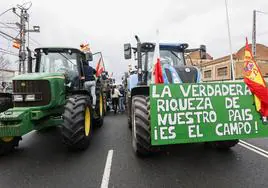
[80,43,91,52]
[96,57,104,77]
[243,38,268,116]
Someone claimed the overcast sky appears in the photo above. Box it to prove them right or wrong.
[1,0,268,81]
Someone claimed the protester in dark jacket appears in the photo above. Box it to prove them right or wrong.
[83,62,97,108]
[119,85,125,112]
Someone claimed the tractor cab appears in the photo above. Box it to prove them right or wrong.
[124,39,206,90]
[34,47,92,91]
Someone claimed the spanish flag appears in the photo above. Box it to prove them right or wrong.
[243,38,268,116]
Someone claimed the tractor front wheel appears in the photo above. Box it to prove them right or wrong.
[207,140,239,150]
[0,136,21,156]
[61,95,93,151]
[131,95,159,157]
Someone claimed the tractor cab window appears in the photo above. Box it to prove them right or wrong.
[159,50,184,67]
[38,52,78,74]
[146,49,185,73]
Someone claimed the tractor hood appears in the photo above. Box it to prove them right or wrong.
[11,72,66,109]
[13,72,65,81]
[162,64,201,84]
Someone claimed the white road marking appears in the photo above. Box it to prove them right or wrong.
[239,140,268,155]
[238,142,268,159]
[100,149,114,188]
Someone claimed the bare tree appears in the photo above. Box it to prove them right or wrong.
[0,55,11,70]
[0,55,12,83]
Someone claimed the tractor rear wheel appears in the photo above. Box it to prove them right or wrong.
[94,92,104,128]
[131,95,159,157]
[0,136,21,156]
[61,95,93,151]
[127,96,132,129]
[208,140,239,150]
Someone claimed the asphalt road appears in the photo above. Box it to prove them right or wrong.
[1,112,268,188]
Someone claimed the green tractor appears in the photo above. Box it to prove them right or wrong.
[0,47,105,155]
[124,36,239,156]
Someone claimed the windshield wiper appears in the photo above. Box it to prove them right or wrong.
[58,53,75,66]
[170,50,181,61]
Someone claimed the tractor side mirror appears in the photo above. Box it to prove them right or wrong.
[85,52,93,62]
[200,45,207,59]
[124,43,132,60]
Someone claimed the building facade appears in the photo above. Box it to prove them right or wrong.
[188,43,268,81]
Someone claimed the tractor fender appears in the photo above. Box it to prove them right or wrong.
[131,86,149,98]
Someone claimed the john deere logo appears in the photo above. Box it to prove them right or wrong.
[21,82,26,87]
[185,68,191,72]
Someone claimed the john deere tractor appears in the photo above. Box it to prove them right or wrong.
[0,47,104,155]
[124,36,238,156]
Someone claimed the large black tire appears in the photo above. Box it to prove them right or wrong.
[0,136,21,156]
[131,95,159,157]
[61,95,93,151]
[207,140,239,150]
[127,96,132,129]
[94,91,104,128]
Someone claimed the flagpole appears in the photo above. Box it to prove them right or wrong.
[224,0,235,81]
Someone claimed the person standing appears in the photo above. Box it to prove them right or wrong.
[83,61,97,109]
[1,82,7,93]
[119,85,125,113]
[111,85,121,114]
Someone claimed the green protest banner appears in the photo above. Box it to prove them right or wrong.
[150,82,268,146]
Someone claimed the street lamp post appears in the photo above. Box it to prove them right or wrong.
[224,0,235,81]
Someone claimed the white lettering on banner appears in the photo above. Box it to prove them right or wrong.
[188,125,203,138]
[157,99,165,112]
[188,125,196,138]
[154,128,158,140]
[156,98,213,112]
[216,122,252,136]
[199,85,206,96]
[160,127,168,140]
[168,126,176,139]
[225,97,240,109]
[161,85,172,98]
[152,85,171,98]
[157,111,217,126]
[192,85,198,97]
[236,84,243,95]
[177,84,250,97]
[158,126,176,139]
[214,84,221,96]
[180,85,191,97]
[228,109,253,121]
[158,113,167,126]
[153,83,257,142]
[152,85,160,98]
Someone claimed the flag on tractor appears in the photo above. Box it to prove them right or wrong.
[152,30,164,84]
[96,57,104,77]
[13,40,20,49]
[243,37,268,116]
[80,43,90,52]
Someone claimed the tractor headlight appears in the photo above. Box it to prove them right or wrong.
[25,94,36,101]
[13,95,23,102]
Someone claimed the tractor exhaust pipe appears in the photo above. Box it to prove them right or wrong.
[135,35,142,84]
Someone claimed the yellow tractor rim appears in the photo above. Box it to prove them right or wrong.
[85,107,91,136]
[99,95,103,117]
[1,137,14,142]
